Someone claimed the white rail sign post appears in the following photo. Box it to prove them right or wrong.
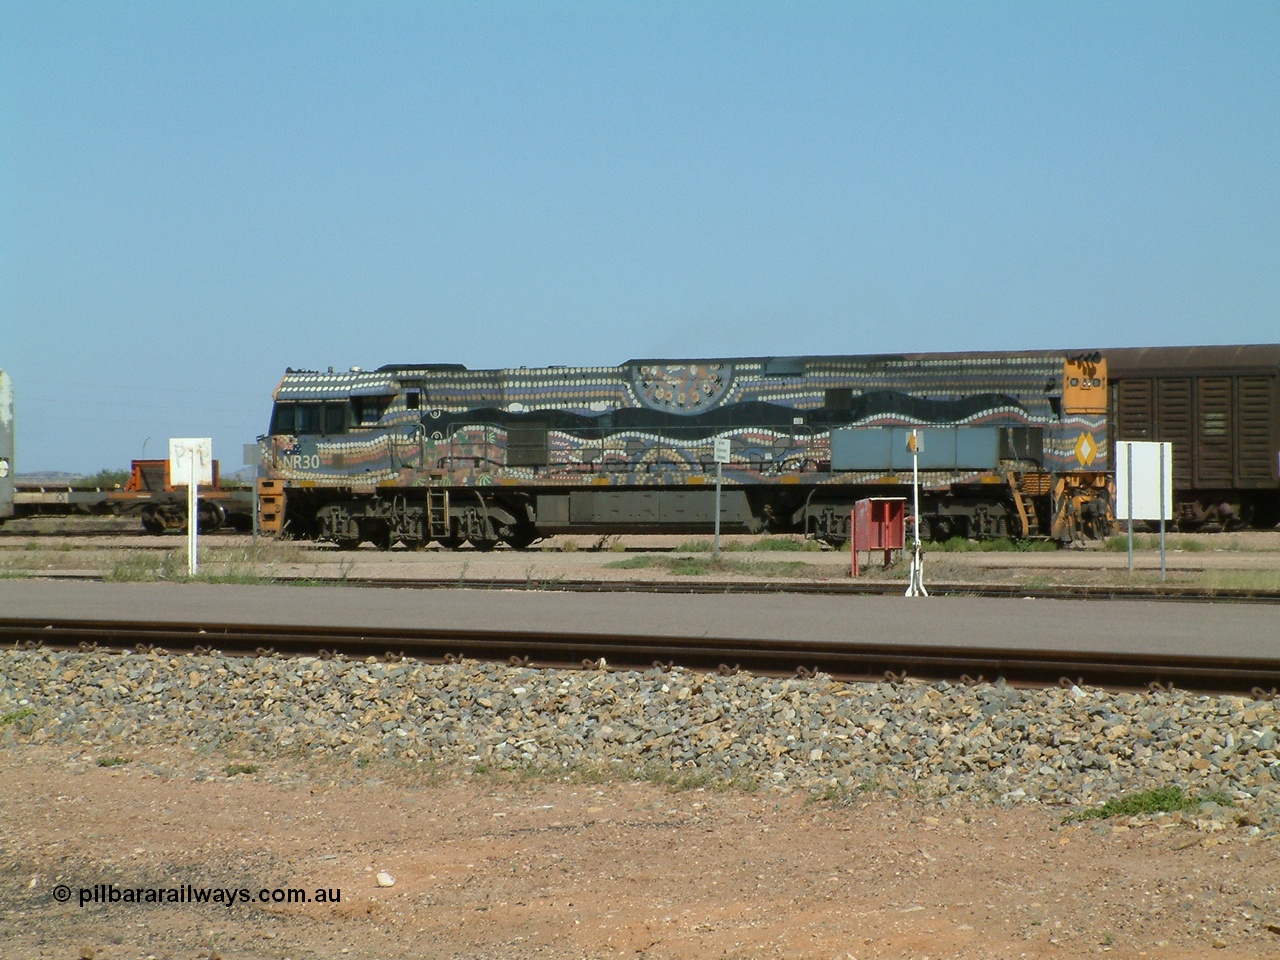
[1114,441,1174,580]
[712,437,730,561]
[905,429,927,597]
[170,438,213,577]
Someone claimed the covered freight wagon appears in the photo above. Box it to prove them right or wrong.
[1108,345,1280,529]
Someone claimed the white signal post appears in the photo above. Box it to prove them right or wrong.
[1115,441,1174,581]
[170,438,213,577]
[905,429,927,597]
[712,437,730,561]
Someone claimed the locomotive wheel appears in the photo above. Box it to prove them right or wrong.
[198,500,227,533]
[501,525,539,550]
[916,516,933,543]
[436,536,464,550]
[140,507,165,536]
[336,538,361,551]
[468,537,498,552]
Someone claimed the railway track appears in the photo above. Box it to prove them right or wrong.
[4,616,1279,695]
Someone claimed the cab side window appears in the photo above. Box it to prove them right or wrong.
[325,403,347,434]
[271,403,297,434]
[296,404,321,434]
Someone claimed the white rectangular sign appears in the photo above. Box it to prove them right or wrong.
[1114,441,1173,521]
[169,438,213,486]
[713,437,731,464]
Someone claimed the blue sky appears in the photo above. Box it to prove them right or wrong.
[2,1,1277,474]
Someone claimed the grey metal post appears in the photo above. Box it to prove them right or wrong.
[187,452,198,577]
[1159,444,1166,581]
[713,459,722,562]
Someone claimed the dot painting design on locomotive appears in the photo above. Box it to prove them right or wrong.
[503,367,640,416]
[264,356,1111,486]
[632,364,732,413]
[260,352,1122,547]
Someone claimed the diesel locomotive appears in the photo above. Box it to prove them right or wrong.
[256,351,1115,548]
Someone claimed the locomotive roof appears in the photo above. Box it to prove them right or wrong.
[1107,344,1280,377]
[359,349,1093,375]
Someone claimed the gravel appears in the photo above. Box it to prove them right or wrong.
[3,648,1278,827]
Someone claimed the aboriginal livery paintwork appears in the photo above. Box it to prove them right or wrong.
[260,351,1112,547]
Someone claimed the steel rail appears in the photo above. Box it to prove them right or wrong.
[4,616,1278,695]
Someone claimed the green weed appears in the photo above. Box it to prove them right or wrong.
[1105,535,1205,552]
[97,756,132,768]
[1061,786,1232,824]
[1198,571,1280,592]
[604,555,818,578]
[667,556,714,576]
[675,537,821,553]
[605,555,655,570]
[926,537,1057,553]
[808,777,881,806]
[105,549,189,582]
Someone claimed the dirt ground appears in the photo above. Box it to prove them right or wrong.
[2,743,1279,960]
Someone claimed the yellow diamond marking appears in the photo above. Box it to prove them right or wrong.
[1074,432,1097,467]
